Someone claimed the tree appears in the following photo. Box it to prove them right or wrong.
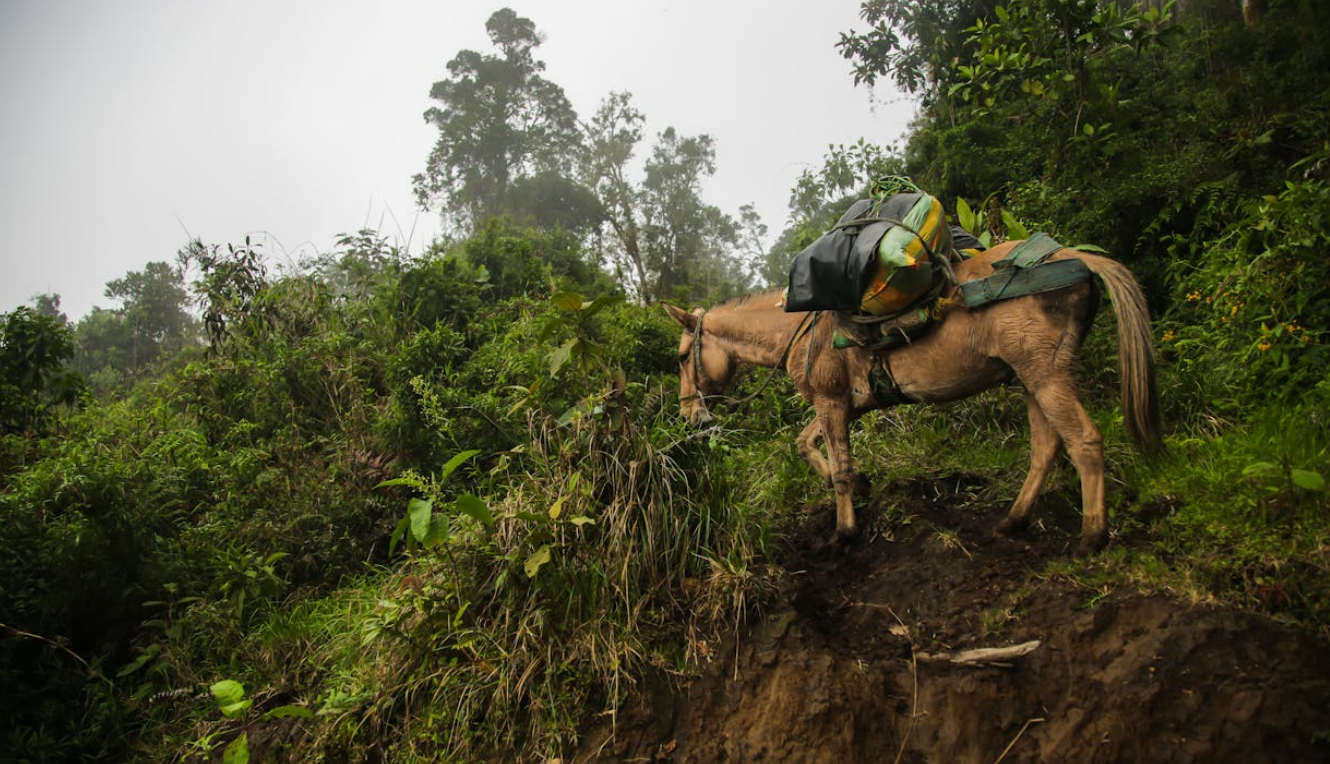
[30,293,68,324]
[414,8,581,229]
[837,0,999,99]
[0,306,81,434]
[580,92,649,300]
[102,260,196,372]
[580,93,747,304]
[180,238,268,350]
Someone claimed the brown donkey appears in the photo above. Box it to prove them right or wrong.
[665,240,1161,555]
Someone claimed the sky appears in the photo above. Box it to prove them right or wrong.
[0,0,915,321]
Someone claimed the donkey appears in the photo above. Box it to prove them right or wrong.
[665,240,1161,555]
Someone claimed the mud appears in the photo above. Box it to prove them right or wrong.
[577,475,1330,763]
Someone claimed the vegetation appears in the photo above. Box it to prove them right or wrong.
[2,3,1327,762]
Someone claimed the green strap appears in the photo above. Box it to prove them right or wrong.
[960,256,1091,308]
[995,231,1063,270]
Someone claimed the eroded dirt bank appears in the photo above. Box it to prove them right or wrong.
[577,477,1330,764]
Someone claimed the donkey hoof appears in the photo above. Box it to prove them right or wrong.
[1074,532,1109,557]
[993,516,1029,538]
[851,473,871,498]
[829,526,859,548]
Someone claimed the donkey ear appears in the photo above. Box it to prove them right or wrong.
[662,302,696,331]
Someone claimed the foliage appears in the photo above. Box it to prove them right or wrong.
[1132,406,1330,629]
[837,0,996,98]
[1164,173,1330,410]
[9,3,1330,760]
[71,261,197,387]
[180,237,269,350]
[0,305,81,439]
[413,8,581,229]
[102,260,198,367]
[580,92,749,305]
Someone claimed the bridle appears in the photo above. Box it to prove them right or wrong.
[681,309,817,414]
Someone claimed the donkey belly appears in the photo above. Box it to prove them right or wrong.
[885,312,1016,403]
[891,350,1013,403]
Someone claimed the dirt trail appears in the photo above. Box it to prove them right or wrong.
[578,476,1330,763]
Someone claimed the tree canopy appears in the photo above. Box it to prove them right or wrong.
[413,8,581,229]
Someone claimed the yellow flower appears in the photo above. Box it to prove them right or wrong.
[1258,342,1272,352]
[1186,291,1201,302]
[1162,330,1176,342]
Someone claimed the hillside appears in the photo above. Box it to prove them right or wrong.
[581,477,1330,763]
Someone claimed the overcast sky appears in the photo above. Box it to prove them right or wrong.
[0,0,914,320]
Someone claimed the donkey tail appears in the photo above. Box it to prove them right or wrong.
[1072,252,1163,452]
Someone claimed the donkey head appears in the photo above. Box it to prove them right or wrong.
[664,303,736,425]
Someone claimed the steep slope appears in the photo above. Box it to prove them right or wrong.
[577,477,1330,763]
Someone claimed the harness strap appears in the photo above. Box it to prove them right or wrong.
[869,353,915,407]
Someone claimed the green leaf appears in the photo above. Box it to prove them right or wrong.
[262,704,315,720]
[117,643,161,677]
[389,516,408,555]
[374,477,417,488]
[548,494,566,520]
[454,493,494,528]
[568,516,595,527]
[551,292,585,312]
[1071,243,1109,254]
[1291,469,1326,492]
[549,338,579,376]
[423,514,450,548]
[524,544,552,578]
[956,197,976,232]
[1001,210,1029,240]
[583,292,625,318]
[408,498,433,542]
[1243,461,1280,478]
[222,733,250,764]
[440,449,481,483]
[211,679,246,707]
[219,698,253,719]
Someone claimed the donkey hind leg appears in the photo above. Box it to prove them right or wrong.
[995,392,1062,538]
[816,403,859,542]
[796,417,871,498]
[1029,382,1107,555]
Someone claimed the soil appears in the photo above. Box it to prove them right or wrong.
[575,474,1330,764]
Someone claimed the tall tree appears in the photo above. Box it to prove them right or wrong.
[30,293,68,324]
[580,93,747,304]
[414,8,580,229]
[102,260,196,371]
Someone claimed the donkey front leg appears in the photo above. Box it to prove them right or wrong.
[797,417,871,498]
[815,403,859,542]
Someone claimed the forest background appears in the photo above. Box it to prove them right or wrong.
[2,1,1328,761]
